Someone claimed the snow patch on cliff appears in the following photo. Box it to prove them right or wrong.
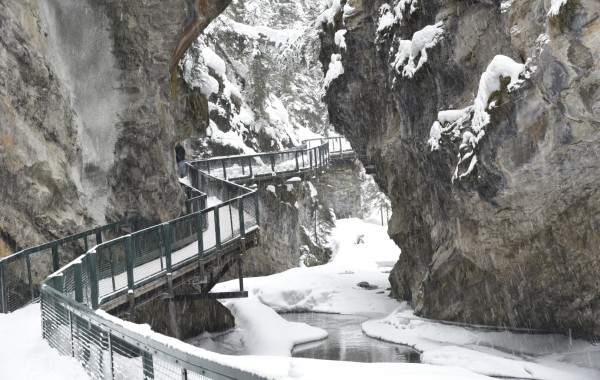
[548,0,570,16]
[377,0,419,34]
[428,55,532,181]
[391,22,444,78]
[324,54,344,89]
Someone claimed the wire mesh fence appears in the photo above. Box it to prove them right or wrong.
[0,217,148,314]
[41,282,268,380]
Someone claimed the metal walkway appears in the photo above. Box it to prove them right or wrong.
[0,137,355,380]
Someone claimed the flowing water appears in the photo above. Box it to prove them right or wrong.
[188,312,420,363]
[281,313,420,363]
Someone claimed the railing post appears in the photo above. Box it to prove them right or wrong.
[302,150,305,168]
[229,204,235,239]
[270,154,275,172]
[295,151,299,171]
[254,193,260,226]
[248,157,253,178]
[74,261,83,303]
[163,223,172,273]
[26,251,34,301]
[95,229,102,246]
[0,262,6,313]
[196,212,204,260]
[214,207,221,250]
[222,159,227,179]
[125,235,134,291]
[142,350,155,380]
[238,198,245,237]
[241,158,245,176]
[89,251,99,310]
[107,332,115,380]
[309,149,313,170]
[52,245,60,272]
[84,235,89,252]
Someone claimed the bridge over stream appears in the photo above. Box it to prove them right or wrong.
[0,137,360,380]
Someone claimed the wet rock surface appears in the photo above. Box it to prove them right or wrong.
[0,0,227,256]
[321,0,600,336]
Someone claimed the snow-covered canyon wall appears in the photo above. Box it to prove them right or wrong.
[321,0,600,337]
[0,0,227,255]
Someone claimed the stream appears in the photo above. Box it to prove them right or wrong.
[188,312,420,363]
[282,313,420,363]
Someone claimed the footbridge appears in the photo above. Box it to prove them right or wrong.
[0,137,357,379]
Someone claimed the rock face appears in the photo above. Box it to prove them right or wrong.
[313,159,362,219]
[0,0,228,254]
[321,0,600,337]
[234,179,335,278]
[133,285,235,339]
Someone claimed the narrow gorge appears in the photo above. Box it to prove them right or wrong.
[320,0,600,337]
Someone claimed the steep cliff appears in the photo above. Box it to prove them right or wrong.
[0,0,227,255]
[321,0,600,337]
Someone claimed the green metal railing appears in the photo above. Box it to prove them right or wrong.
[0,216,150,314]
[192,139,332,182]
[38,139,333,379]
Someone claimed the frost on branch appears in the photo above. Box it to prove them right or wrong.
[428,55,534,182]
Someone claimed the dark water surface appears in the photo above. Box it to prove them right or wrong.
[281,313,421,363]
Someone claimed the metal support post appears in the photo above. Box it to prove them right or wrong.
[107,332,115,380]
[181,368,188,380]
[229,204,234,239]
[238,239,245,292]
[52,245,60,272]
[89,251,99,309]
[0,262,6,313]
[196,213,204,260]
[163,223,172,272]
[166,273,181,339]
[248,157,253,178]
[26,251,34,301]
[215,207,221,250]
[295,151,299,171]
[84,235,89,252]
[69,310,75,357]
[74,262,83,303]
[222,160,227,179]
[142,351,155,380]
[254,193,260,226]
[238,198,245,237]
[125,235,134,291]
[309,149,313,170]
[270,154,275,172]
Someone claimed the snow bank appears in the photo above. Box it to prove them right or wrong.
[392,22,444,78]
[227,298,328,356]
[0,305,89,380]
[363,304,600,380]
[428,55,531,181]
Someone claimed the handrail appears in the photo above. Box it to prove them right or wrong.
[0,215,151,313]
[38,139,333,379]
